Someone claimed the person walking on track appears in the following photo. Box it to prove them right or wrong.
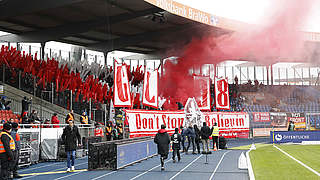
[200,122,211,154]
[185,123,196,154]
[171,128,182,163]
[180,125,187,152]
[0,123,16,179]
[154,124,170,171]
[193,124,201,154]
[62,120,81,172]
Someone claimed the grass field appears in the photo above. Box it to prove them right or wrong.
[250,144,320,180]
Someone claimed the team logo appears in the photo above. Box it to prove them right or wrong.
[275,134,282,141]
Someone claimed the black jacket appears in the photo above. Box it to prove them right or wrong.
[194,125,201,141]
[154,129,170,155]
[0,130,14,161]
[200,125,211,139]
[21,99,31,112]
[61,125,81,151]
[171,132,182,150]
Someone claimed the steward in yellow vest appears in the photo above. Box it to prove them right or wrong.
[105,122,113,141]
[80,111,89,124]
[211,123,219,150]
[0,123,16,179]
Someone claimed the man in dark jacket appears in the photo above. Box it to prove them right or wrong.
[180,126,187,152]
[0,123,15,179]
[200,122,211,154]
[171,128,181,163]
[185,124,196,154]
[193,124,201,154]
[154,124,170,170]
[21,96,32,114]
[61,120,81,172]
[11,123,22,178]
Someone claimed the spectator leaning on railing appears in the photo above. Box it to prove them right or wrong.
[51,113,60,128]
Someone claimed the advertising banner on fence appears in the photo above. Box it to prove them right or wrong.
[271,131,320,143]
[270,112,288,127]
[253,127,287,137]
[252,112,270,122]
[287,113,306,129]
[125,110,185,138]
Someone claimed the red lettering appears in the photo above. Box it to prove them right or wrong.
[143,118,147,129]
[162,115,167,127]
[149,118,154,129]
[156,116,159,129]
[225,118,229,127]
[167,117,170,129]
[145,71,155,103]
[239,118,244,126]
[205,116,210,126]
[178,118,184,128]
[116,66,129,102]
[171,118,177,128]
[217,79,228,107]
[136,114,141,129]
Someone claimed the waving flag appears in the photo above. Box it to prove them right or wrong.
[142,69,158,108]
[114,62,132,107]
[193,76,211,111]
[214,77,230,110]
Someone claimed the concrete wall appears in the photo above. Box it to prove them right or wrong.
[3,84,82,123]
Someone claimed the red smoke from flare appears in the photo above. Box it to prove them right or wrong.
[160,0,314,109]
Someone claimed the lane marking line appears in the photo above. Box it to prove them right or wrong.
[169,154,203,180]
[21,169,87,176]
[54,171,83,180]
[91,171,117,180]
[209,151,230,180]
[19,156,88,172]
[20,161,88,179]
[246,150,255,180]
[129,158,173,180]
[274,145,320,177]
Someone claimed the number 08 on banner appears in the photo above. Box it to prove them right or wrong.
[214,77,230,110]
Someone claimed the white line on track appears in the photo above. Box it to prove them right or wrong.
[209,151,230,180]
[91,171,117,180]
[19,156,88,172]
[54,171,83,180]
[129,158,173,180]
[169,154,203,180]
[274,145,320,177]
[20,161,88,180]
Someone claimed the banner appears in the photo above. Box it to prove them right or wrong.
[202,112,249,138]
[125,110,185,138]
[253,127,287,137]
[109,100,115,124]
[253,112,270,122]
[214,77,230,110]
[126,110,249,138]
[142,69,158,108]
[114,62,132,107]
[271,131,320,143]
[287,113,306,129]
[193,76,210,111]
[270,112,288,127]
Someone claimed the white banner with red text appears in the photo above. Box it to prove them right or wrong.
[142,69,158,108]
[214,77,230,110]
[114,63,132,107]
[126,110,249,138]
[193,76,210,111]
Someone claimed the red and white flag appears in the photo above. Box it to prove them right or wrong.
[214,77,230,110]
[142,69,158,108]
[193,76,210,111]
[114,62,132,107]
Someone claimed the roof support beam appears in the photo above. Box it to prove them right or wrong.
[87,23,195,52]
[0,7,162,43]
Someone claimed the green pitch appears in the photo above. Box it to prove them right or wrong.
[250,144,320,180]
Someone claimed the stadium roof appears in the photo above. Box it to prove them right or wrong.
[0,0,229,55]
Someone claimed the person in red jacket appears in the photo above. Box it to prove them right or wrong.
[51,113,60,128]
